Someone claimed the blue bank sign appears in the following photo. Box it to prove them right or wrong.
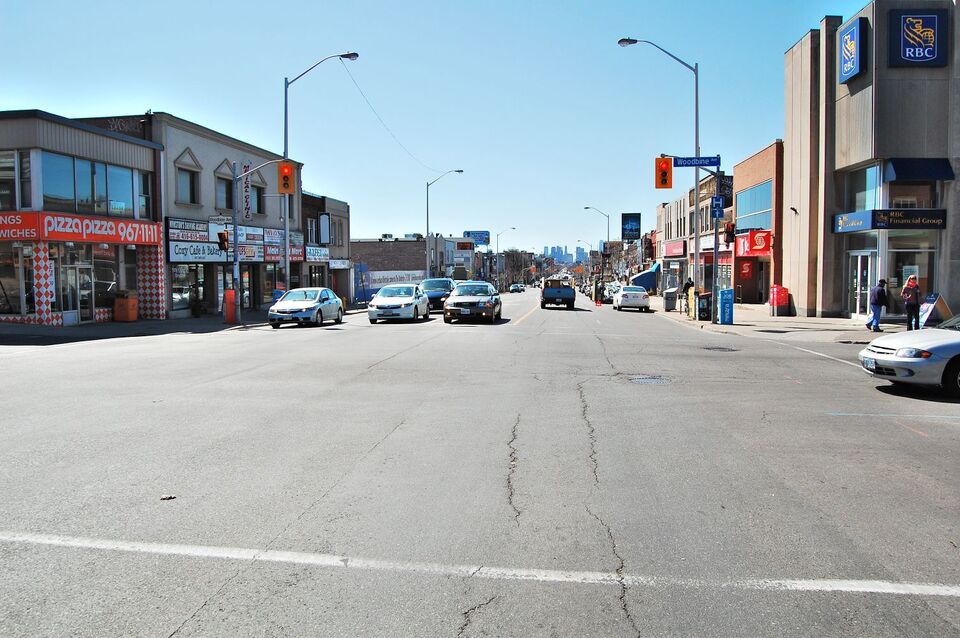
[839,18,866,83]
[834,209,946,233]
[889,9,949,67]
[463,230,490,246]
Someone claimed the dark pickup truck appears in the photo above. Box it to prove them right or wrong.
[540,279,575,309]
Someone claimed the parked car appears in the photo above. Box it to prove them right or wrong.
[858,315,960,396]
[613,286,651,312]
[420,277,456,312]
[444,281,502,324]
[509,283,523,293]
[541,278,575,309]
[368,284,430,324]
[268,287,343,328]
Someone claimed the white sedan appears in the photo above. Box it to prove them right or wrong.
[858,315,960,396]
[613,286,651,312]
[368,284,430,324]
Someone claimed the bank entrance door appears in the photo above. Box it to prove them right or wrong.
[61,265,95,325]
[847,253,874,317]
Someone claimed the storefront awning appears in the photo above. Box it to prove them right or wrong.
[883,158,955,182]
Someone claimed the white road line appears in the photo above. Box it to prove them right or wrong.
[774,342,862,369]
[2,531,958,598]
[829,412,960,420]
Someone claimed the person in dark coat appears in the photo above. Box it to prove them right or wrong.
[866,279,887,332]
[901,274,922,331]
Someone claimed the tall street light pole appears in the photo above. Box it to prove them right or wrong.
[284,51,358,289]
[584,206,610,280]
[618,38,700,301]
[426,169,464,277]
[495,227,515,291]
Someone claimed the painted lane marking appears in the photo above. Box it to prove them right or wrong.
[775,343,861,369]
[2,531,959,598]
[828,412,960,420]
[511,304,540,327]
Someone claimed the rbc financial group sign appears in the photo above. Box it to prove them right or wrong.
[889,9,949,67]
[838,18,866,83]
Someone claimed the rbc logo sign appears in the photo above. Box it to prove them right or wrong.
[838,18,864,83]
[889,9,948,67]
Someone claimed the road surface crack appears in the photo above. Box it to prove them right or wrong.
[506,414,521,526]
[586,505,641,637]
[457,595,499,637]
[577,382,600,487]
[594,334,617,373]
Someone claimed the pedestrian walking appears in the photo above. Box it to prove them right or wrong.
[901,274,922,331]
[866,279,888,332]
[681,277,694,314]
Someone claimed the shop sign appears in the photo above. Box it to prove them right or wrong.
[738,260,754,280]
[237,244,263,262]
[168,219,210,242]
[305,246,330,262]
[663,240,686,257]
[0,213,40,240]
[833,210,874,233]
[365,270,426,288]
[39,212,161,245]
[289,245,304,261]
[463,230,490,246]
[169,241,226,262]
[621,213,641,241]
[889,9,949,67]
[328,259,351,270]
[263,228,284,245]
[834,209,946,233]
[735,230,773,257]
[698,234,715,251]
[839,18,866,83]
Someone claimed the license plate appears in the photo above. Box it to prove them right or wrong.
[862,358,876,371]
[381,311,397,317]
[460,309,471,315]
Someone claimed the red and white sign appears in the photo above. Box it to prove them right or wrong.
[0,212,162,245]
[738,260,754,280]
[735,230,772,257]
[664,240,686,257]
[0,213,40,240]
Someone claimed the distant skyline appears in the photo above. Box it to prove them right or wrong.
[2,0,870,252]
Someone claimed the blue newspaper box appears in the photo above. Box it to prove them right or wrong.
[719,288,734,325]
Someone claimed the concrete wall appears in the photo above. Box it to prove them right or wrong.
[943,0,960,311]
[819,16,845,317]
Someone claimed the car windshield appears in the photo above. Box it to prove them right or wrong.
[937,315,960,330]
[377,287,415,298]
[453,285,491,296]
[623,287,645,293]
[280,290,319,302]
[421,279,452,292]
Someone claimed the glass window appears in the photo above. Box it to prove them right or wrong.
[251,185,263,215]
[107,165,133,217]
[889,182,937,209]
[19,151,31,209]
[0,151,14,211]
[94,162,107,214]
[216,177,233,210]
[307,217,317,244]
[123,247,138,291]
[177,168,198,204]
[93,245,118,308]
[139,173,152,218]
[41,151,75,212]
[0,243,23,313]
[170,264,203,311]
[845,165,880,211]
[888,229,938,251]
[75,159,94,214]
[735,181,773,231]
[845,231,878,251]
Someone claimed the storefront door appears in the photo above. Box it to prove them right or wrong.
[847,253,874,317]
[61,265,94,325]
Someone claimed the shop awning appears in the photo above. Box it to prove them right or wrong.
[883,158,955,182]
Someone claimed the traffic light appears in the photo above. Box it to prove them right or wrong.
[655,157,673,189]
[216,230,230,251]
[277,161,296,195]
[724,222,736,245]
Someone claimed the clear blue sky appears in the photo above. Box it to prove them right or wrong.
[3,0,868,254]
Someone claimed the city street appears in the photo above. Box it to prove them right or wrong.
[1,291,959,637]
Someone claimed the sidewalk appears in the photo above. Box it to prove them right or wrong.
[652,296,903,344]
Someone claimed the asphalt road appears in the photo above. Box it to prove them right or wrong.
[1,291,958,637]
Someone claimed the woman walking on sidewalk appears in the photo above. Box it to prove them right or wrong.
[901,274,922,331]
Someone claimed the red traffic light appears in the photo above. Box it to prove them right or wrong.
[280,164,292,176]
[658,159,670,171]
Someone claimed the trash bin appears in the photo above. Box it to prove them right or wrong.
[718,288,734,325]
[113,290,138,322]
[696,292,712,321]
[223,289,237,324]
[663,287,678,312]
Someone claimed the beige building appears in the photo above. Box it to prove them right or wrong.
[783,0,958,317]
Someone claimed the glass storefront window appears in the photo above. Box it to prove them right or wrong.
[889,251,936,314]
[0,151,15,210]
[107,165,133,217]
[42,151,75,212]
[94,162,107,214]
[263,264,279,304]
[735,180,773,231]
[890,182,937,209]
[123,247,138,291]
[76,159,95,214]
[93,245,118,309]
[0,243,23,313]
[171,264,197,311]
[845,165,880,211]
[19,151,31,209]
[888,230,937,251]
[845,231,878,251]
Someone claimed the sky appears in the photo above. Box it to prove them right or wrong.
[2,0,870,255]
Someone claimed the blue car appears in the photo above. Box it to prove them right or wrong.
[420,278,456,312]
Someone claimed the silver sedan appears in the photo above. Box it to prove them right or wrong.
[367,284,430,324]
[858,315,960,395]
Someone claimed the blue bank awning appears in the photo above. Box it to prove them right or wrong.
[883,158,955,182]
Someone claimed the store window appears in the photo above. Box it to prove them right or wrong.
[176,168,199,204]
[886,230,937,315]
[76,159,95,214]
[123,247,138,291]
[94,162,107,214]
[42,151,75,212]
[171,264,204,311]
[0,243,34,315]
[0,151,14,210]
[845,165,880,212]
[215,177,233,210]
[107,165,133,217]
[93,245,119,308]
[734,180,773,231]
[890,182,938,209]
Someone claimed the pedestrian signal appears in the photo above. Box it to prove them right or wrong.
[655,157,673,189]
[216,230,230,251]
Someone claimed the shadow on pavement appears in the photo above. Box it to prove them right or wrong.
[876,383,960,405]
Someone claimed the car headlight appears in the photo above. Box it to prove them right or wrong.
[368,303,377,309]
[441,295,448,301]
[401,302,413,308]
[896,348,932,359]
[480,300,494,307]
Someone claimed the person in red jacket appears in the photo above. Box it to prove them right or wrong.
[901,274,922,331]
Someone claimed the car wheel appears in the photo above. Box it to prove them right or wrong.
[942,358,960,398]
[271,323,279,329]
[540,302,546,309]
[424,306,430,321]
[335,308,343,324]
[566,302,573,310]
[314,309,323,326]
[368,318,377,325]
[444,316,452,324]
[490,312,496,324]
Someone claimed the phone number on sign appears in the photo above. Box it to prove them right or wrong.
[41,214,162,245]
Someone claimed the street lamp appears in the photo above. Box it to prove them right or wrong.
[584,206,610,280]
[283,51,358,288]
[495,227,515,291]
[426,169,464,277]
[619,38,702,313]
